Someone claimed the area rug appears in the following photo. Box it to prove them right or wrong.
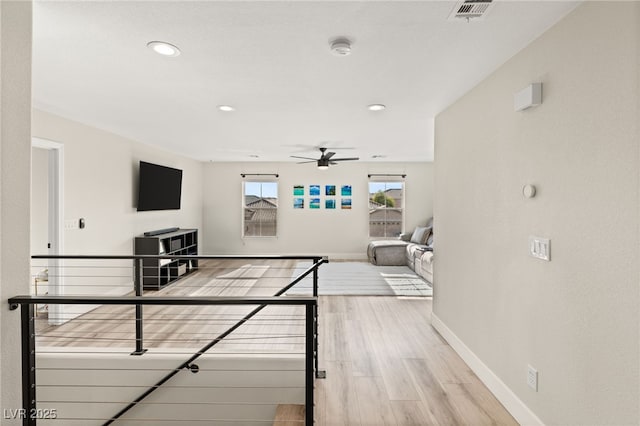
[286,261,432,297]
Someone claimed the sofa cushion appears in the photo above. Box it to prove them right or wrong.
[399,232,412,242]
[410,226,432,244]
[416,251,434,284]
[406,243,427,261]
[420,251,434,265]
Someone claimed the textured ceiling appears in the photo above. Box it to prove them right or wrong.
[33,1,579,162]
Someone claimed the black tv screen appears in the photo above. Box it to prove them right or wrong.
[137,161,183,211]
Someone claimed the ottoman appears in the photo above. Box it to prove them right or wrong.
[367,240,409,266]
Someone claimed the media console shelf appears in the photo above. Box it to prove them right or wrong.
[134,228,198,290]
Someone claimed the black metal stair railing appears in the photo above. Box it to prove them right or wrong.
[104,258,326,425]
[14,254,328,425]
[9,295,317,426]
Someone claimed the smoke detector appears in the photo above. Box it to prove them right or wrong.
[330,38,352,56]
[448,0,494,21]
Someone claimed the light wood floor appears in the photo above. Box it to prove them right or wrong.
[315,296,517,425]
[36,259,305,351]
[36,259,517,425]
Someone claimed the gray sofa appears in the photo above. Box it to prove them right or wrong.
[367,218,434,284]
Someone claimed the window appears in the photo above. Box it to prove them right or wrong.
[369,181,404,237]
[243,181,278,237]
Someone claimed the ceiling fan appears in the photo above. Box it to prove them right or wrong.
[291,148,359,170]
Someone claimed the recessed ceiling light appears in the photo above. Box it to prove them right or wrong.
[217,105,235,112]
[367,104,386,111]
[147,41,181,57]
[330,38,352,56]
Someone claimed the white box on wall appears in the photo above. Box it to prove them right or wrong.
[514,83,542,111]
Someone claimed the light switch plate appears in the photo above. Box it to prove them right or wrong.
[527,365,538,391]
[529,236,550,261]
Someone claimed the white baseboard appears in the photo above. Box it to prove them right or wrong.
[431,313,544,426]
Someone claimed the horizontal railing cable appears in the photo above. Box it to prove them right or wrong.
[31,254,326,261]
[10,294,318,426]
[24,254,326,425]
[108,260,323,424]
[35,349,306,355]
[37,384,305,389]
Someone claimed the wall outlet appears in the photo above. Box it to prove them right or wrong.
[529,236,550,261]
[527,365,538,391]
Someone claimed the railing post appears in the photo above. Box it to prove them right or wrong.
[131,258,146,355]
[20,303,36,426]
[312,258,319,299]
[313,258,326,379]
[305,302,315,426]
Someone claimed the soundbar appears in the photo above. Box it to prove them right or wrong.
[144,227,179,237]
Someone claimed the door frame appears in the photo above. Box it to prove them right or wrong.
[32,137,65,324]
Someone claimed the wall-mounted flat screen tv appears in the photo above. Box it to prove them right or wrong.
[137,161,183,211]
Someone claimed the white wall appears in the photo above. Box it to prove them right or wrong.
[0,1,32,423]
[31,147,49,254]
[37,352,304,426]
[33,109,204,257]
[31,110,204,319]
[433,2,639,425]
[202,162,433,258]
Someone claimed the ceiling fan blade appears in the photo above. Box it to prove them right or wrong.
[290,155,317,161]
[323,152,336,160]
[329,161,339,165]
[330,157,360,162]
[296,160,317,164]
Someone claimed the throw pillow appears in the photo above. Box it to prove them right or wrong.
[410,226,431,245]
[422,226,433,244]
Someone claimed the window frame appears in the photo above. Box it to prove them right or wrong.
[242,180,279,238]
[368,180,405,239]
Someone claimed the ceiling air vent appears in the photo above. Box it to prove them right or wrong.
[448,0,494,21]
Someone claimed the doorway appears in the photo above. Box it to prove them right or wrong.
[31,137,64,324]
